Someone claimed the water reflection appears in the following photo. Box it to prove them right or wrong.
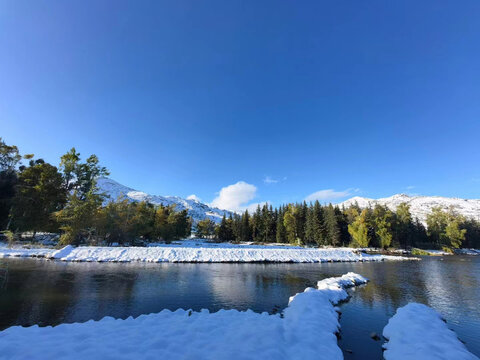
[0,257,478,359]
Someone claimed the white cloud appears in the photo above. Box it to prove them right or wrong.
[210,181,257,212]
[305,188,356,203]
[263,175,287,184]
[263,176,278,184]
[187,194,201,202]
[406,185,415,190]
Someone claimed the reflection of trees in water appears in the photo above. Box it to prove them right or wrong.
[0,259,77,328]
[349,262,429,312]
[421,257,480,316]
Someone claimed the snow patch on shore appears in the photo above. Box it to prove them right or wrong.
[383,303,478,360]
[0,273,367,360]
[0,243,413,263]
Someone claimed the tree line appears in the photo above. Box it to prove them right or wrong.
[199,201,480,250]
[0,139,191,245]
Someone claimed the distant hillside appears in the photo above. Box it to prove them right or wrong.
[339,194,480,225]
[97,178,233,224]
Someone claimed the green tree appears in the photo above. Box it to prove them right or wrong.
[217,214,234,241]
[0,138,21,171]
[373,205,394,249]
[0,138,22,230]
[240,210,252,242]
[305,201,325,245]
[59,148,109,199]
[55,189,103,245]
[427,207,466,248]
[393,203,413,249]
[348,209,370,247]
[196,218,216,239]
[445,219,466,249]
[11,159,66,233]
[284,205,299,245]
[324,204,340,246]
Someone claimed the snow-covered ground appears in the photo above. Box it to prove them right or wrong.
[383,303,478,360]
[0,272,367,360]
[0,241,413,263]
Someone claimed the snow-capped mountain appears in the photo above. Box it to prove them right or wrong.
[96,178,232,224]
[339,194,480,225]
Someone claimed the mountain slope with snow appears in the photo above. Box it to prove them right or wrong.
[96,178,232,224]
[339,194,480,225]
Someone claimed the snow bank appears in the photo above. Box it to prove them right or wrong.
[0,243,413,263]
[0,273,367,360]
[383,303,478,360]
[0,246,53,258]
[54,246,411,263]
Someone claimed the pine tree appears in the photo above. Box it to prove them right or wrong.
[240,210,252,242]
[217,214,232,241]
[284,205,299,245]
[276,206,287,243]
[305,201,325,245]
[11,159,66,233]
[324,204,340,246]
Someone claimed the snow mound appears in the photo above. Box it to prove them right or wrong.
[0,273,368,360]
[383,303,478,360]
[48,245,75,259]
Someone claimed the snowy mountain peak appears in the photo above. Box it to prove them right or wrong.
[339,193,480,225]
[96,178,232,224]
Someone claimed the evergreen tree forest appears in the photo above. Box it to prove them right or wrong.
[0,138,191,245]
[1,138,479,249]
[214,201,480,250]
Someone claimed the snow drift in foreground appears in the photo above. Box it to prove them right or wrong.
[0,243,412,263]
[383,303,478,360]
[0,273,368,360]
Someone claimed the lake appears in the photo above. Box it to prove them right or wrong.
[0,256,479,359]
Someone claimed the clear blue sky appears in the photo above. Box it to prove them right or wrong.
[1,0,479,211]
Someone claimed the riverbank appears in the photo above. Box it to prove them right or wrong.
[0,241,414,263]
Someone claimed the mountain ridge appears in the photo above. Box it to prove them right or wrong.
[339,193,480,225]
[96,178,233,224]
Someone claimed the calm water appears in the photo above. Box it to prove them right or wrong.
[0,256,479,358]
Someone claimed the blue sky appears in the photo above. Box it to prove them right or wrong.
[1,0,479,211]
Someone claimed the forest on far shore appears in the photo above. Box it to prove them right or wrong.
[1,138,479,250]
